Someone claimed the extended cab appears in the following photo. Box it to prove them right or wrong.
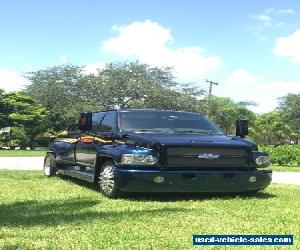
[44,109,272,198]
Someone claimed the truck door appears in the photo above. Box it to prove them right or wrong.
[90,112,117,173]
[75,112,105,171]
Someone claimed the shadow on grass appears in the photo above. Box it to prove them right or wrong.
[58,174,99,191]
[127,191,276,202]
[0,198,188,227]
[58,174,276,202]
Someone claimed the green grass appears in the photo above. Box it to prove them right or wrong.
[0,150,46,157]
[0,170,299,249]
[270,165,300,172]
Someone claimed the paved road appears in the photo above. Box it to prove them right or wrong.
[272,172,300,185]
[0,157,44,170]
[0,157,299,185]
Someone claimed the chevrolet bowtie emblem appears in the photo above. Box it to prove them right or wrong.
[197,153,220,159]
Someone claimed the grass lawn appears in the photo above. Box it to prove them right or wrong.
[269,165,300,172]
[0,150,46,157]
[0,171,299,249]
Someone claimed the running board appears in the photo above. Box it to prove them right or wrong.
[57,169,94,183]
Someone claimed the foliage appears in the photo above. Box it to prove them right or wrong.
[26,65,97,131]
[9,126,30,149]
[278,93,300,137]
[0,91,48,148]
[34,130,56,147]
[0,62,296,148]
[251,110,298,145]
[260,145,300,167]
[0,89,6,126]
[252,93,300,145]
[90,62,204,111]
[205,96,256,134]
[1,170,300,249]
[26,62,204,131]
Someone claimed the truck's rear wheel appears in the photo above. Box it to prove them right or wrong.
[98,160,124,198]
[43,153,57,177]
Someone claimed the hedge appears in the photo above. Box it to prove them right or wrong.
[259,145,300,167]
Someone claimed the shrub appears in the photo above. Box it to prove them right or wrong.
[34,130,56,147]
[259,145,300,167]
[9,126,30,149]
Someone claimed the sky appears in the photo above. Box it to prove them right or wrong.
[0,0,299,113]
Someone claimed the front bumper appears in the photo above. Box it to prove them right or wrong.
[114,168,272,193]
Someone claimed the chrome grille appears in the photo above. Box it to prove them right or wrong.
[166,147,249,168]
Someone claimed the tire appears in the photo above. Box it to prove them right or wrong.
[98,160,124,198]
[43,153,57,177]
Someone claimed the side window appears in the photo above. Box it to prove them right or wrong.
[99,112,116,132]
[92,112,105,132]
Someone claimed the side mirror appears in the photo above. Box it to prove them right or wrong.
[79,112,92,131]
[236,119,248,138]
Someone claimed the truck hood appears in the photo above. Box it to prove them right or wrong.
[126,133,256,149]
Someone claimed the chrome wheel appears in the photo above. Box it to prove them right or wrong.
[98,161,124,198]
[99,164,115,194]
[44,155,51,176]
[43,153,56,177]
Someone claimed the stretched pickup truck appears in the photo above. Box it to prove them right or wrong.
[44,109,272,198]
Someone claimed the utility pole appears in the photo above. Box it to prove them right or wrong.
[206,79,218,118]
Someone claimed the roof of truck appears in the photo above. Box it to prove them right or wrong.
[91,109,203,115]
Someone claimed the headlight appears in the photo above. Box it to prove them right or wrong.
[121,154,158,165]
[253,151,271,167]
[255,156,271,167]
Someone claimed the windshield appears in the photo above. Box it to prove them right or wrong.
[119,110,223,135]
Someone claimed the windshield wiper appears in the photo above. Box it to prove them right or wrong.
[133,129,172,133]
[129,128,221,135]
[174,129,216,135]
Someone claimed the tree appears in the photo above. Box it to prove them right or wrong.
[201,96,255,134]
[250,111,294,145]
[26,65,98,131]
[26,62,204,131]
[278,93,300,135]
[0,89,7,127]
[0,90,47,148]
[250,93,300,145]
[86,62,204,111]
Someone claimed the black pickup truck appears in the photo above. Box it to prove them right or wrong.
[44,109,272,198]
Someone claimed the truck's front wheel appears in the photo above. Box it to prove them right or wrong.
[98,160,124,198]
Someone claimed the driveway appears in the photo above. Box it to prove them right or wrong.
[0,157,299,185]
[0,157,44,170]
[272,172,300,185]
